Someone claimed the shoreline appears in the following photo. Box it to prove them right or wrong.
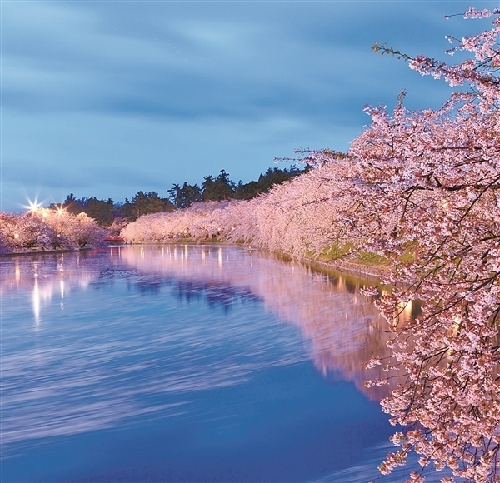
[0,246,95,258]
[0,241,389,282]
[309,258,389,281]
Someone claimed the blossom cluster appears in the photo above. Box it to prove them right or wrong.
[122,9,500,482]
[121,160,362,259]
[352,10,500,483]
[0,209,106,254]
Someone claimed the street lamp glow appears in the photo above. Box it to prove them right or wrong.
[25,197,43,213]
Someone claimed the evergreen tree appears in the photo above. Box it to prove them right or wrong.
[202,170,235,201]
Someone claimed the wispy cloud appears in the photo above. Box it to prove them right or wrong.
[2,0,497,210]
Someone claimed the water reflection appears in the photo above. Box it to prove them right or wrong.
[117,245,406,400]
[1,245,405,482]
[0,246,406,399]
[1,247,305,450]
[0,253,99,327]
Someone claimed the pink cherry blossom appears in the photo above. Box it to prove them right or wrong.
[119,8,500,482]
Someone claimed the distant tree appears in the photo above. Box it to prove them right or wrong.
[84,197,114,226]
[202,170,235,201]
[114,198,135,221]
[168,182,203,208]
[56,195,114,226]
[168,184,183,208]
[235,165,307,200]
[234,180,262,200]
[60,193,85,215]
[131,191,174,219]
[257,167,292,192]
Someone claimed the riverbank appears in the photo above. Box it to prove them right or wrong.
[310,258,390,281]
[0,246,97,258]
[1,238,390,283]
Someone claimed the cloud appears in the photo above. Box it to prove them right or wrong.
[2,1,458,119]
[2,0,498,211]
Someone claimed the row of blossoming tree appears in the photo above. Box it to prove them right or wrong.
[0,208,106,254]
[122,9,499,483]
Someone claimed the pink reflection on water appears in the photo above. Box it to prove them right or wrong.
[119,244,403,401]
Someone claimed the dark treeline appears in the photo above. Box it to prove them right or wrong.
[53,165,307,227]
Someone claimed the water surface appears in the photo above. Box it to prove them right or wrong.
[1,244,417,482]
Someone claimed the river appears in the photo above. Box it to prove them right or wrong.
[1,244,425,482]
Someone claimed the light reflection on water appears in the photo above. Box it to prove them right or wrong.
[1,245,419,482]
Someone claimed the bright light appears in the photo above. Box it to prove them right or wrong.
[51,204,65,216]
[28,199,43,213]
[22,196,43,213]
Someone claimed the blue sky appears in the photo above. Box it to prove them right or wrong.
[1,0,498,212]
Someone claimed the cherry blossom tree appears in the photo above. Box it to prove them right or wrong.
[121,201,235,243]
[0,209,106,253]
[0,212,55,253]
[119,10,499,481]
[304,8,500,482]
